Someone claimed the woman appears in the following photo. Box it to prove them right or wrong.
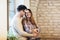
[22,9,40,40]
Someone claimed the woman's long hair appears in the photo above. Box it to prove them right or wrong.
[22,9,38,29]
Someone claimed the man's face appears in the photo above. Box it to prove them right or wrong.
[19,10,25,17]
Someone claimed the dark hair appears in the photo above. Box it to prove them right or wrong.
[17,5,27,12]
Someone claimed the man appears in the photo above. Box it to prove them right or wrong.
[9,5,37,40]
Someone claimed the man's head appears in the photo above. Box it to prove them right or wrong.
[17,5,27,17]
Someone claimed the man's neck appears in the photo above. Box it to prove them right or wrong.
[16,12,22,18]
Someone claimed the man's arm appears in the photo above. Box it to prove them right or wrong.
[15,17,34,37]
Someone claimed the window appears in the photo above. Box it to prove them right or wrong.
[9,0,15,25]
[9,0,24,25]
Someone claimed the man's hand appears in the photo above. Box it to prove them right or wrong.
[33,33,38,37]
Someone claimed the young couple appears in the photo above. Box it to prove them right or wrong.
[9,5,40,40]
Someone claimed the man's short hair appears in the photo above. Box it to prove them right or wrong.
[17,5,27,12]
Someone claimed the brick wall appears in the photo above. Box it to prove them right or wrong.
[30,0,60,39]
[30,0,39,23]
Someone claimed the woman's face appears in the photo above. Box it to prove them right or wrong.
[25,10,31,18]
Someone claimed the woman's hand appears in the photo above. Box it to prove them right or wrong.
[33,29,39,34]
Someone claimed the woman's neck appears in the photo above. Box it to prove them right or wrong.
[27,18,30,21]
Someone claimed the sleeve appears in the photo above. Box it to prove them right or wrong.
[14,18,34,37]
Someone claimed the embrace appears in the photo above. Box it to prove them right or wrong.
[9,5,40,40]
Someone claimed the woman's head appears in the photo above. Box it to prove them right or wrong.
[22,9,38,28]
[25,9,37,25]
[25,9,32,18]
